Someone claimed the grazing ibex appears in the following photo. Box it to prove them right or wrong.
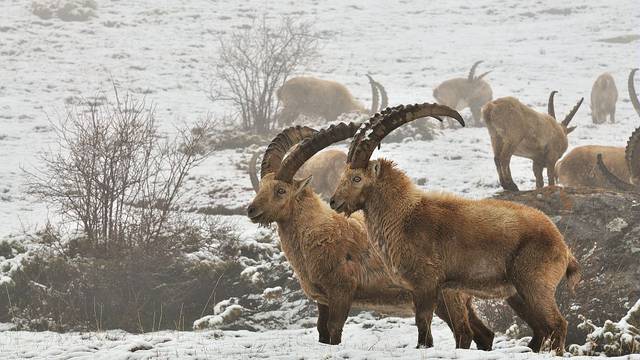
[277,75,388,126]
[591,73,618,124]
[483,91,583,191]
[598,69,640,190]
[249,149,347,200]
[247,125,495,349]
[433,61,493,127]
[328,103,580,353]
[557,69,639,188]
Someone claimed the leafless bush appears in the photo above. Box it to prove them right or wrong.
[209,17,320,134]
[26,87,215,256]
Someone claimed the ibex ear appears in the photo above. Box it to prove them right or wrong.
[565,126,577,134]
[369,160,382,178]
[294,175,312,196]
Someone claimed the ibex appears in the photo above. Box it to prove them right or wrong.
[557,69,639,188]
[598,69,640,190]
[277,75,388,127]
[246,125,495,348]
[591,73,618,124]
[249,149,347,200]
[433,61,493,127]
[483,91,583,191]
[328,103,580,353]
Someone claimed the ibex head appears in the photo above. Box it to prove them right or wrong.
[433,61,492,109]
[330,104,464,215]
[547,90,583,135]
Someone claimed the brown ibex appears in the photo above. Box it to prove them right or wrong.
[591,73,618,124]
[247,125,495,348]
[557,69,639,188]
[277,75,388,126]
[483,91,583,191]
[329,103,580,353]
[598,69,640,190]
[249,149,347,200]
[433,61,493,127]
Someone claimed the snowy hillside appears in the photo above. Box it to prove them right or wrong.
[1,0,639,358]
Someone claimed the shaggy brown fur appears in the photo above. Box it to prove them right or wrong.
[433,61,493,127]
[556,146,629,188]
[330,104,580,353]
[249,149,347,200]
[277,76,386,126]
[483,93,583,191]
[591,73,618,124]
[247,127,495,348]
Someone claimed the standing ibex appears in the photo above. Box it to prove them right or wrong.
[433,61,493,127]
[277,75,388,127]
[329,104,580,353]
[249,149,347,200]
[598,69,640,190]
[591,73,618,124]
[483,91,583,191]
[247,125,495,349]
[557,69,639,188]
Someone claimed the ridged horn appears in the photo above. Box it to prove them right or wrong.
[366,74,380,114]
[260,126,317,178]
[475,70,492,81]
[597,154,636,191]
[376,80,389,110]
[468,61,483,81]
[276,122,361,183]
[629,68,640,117]
[561,97,584,127]
[249,152,260,193]
[347,103,464,169]
[625,126,640,184]
[548,90,558,118]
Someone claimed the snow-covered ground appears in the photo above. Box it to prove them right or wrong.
[1,0,639,358]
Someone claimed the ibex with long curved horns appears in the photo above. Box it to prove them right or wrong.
[433,61,493,127]
[246,125,495,348]
[591,73,618,124]
[328,103,580,353]
[277,75,388,127]
[597,69,640,190]
[558,69,639,188]
[483,91,583,191]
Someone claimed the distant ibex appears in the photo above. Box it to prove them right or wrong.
[277,75,388,127]
[328,103,580,353]
[433,61,493,127]
[483,91,583,191]
[247,125,494,348]
[591,73,618,124]
[249,148,347,200]
[598,69,640,190]
[558,69,638,188]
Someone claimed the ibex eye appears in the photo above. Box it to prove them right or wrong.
[353,176,361,183]
[277,188,286,195]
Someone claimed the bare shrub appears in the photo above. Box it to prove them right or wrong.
[26,87,214,257]
[209,17,320,134]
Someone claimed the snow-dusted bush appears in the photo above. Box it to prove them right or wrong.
[570,299,640,356]
[193,298,243,330]
[31,0,97,22]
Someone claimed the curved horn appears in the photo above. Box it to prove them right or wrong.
[376,80,389,110]
[597,154,636,191]
[475,70,492,81]
[629,68,640,117]
[260,126,317,178]
[625,126,640,184]
[249,152,260,193]
[366,74,380,114]
[561,97,584,127]
[548,90,558,118]
[348,103,464,169]
[468,61,483,81]
[276,122,361,183]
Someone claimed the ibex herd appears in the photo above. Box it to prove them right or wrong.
[242,65,639,353]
